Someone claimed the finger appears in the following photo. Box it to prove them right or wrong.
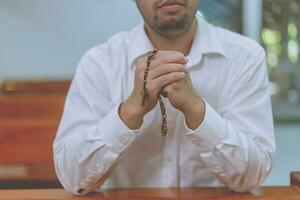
[148,63,189,80]
[149,51,188,69]
[135,51,188,71]
[149,72,186,93]
[135,56,148,72]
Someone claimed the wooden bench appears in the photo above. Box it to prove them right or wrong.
[1,80,70,93]
[0,93,66,120]
[0,80,70,188]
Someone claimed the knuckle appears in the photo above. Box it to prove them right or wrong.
[175,51,184,57]
[157,55,167,63]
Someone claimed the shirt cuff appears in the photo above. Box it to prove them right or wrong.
[184,99,227,152]
[99,103,144,154]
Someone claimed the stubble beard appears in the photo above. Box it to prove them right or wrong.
[151,12,192,38]
[147,0,198,38]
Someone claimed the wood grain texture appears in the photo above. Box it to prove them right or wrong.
[0,187,300,200]
[0,119,59,183]
[0,81,68,184]
[1,80,71,93]
[0,93,66,120]
[0,165,58,182]
[0,119,58,165]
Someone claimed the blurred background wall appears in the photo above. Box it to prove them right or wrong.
[0,0,142,82]
[0,0,299,186]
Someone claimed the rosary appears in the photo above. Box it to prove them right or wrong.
[141,49,168,136]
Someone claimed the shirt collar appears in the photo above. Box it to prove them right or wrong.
[128,11,228,68]
[188,12,228,67]
[127,23,154,68]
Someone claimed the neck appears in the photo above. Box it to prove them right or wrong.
[145,18,197,56]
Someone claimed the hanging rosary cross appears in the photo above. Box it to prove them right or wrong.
[141,49,168,136]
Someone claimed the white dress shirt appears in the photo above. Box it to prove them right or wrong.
[53,13,275,195]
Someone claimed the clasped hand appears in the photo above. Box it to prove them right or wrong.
[119,50,205,130]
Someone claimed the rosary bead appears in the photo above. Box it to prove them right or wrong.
[141,49,167,136]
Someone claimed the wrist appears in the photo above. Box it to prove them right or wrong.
[118,100,144,130]
[183,98,205,130]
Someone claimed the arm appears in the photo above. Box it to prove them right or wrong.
[53,53,141,195]
[183,49,275,192]
[53,50,188,195]
[164,48,275,192]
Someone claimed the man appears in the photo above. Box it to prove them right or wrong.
[53,0,275,195]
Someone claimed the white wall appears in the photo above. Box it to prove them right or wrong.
[0,0,142,82]
[0,0,264,81]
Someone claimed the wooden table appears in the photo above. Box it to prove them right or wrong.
[0,187,300,200]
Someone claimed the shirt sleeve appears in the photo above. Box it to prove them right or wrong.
[53,51,143,195]
[183,48,275,192]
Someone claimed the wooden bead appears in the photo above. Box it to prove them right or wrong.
[141,49,168,136]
